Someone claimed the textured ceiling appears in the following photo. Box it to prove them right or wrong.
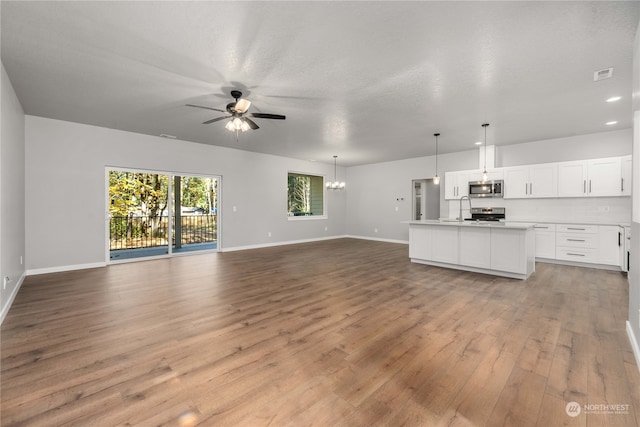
[2,1,639,166]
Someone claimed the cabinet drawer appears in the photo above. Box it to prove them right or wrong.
[556,233,597,248]
[534,224,556,232]
[556,247,597,263]
[557,224,598,234]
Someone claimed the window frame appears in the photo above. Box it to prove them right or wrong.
[286,170,327,220]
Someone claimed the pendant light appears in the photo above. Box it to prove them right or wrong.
[481,123,489,182]
[433,132,440,185]
[326,155,346,190]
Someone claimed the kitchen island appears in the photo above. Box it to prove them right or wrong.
[406,220,536,279]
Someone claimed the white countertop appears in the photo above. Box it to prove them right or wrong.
[404,219,536,229]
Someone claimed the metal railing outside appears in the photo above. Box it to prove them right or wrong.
[110,214,217,251]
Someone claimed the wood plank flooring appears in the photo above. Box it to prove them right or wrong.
[1,238,639,426]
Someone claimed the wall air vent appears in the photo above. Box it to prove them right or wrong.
[593,67,614,81]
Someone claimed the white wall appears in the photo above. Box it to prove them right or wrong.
[25,116,347,272]
[1,63,26,322]
[627,16,640,369]
[346,150,478,242]
[496,129,632,167]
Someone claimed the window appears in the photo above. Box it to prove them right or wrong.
[287,172,324,217]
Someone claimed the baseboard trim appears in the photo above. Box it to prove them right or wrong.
[344,235,409,245]
[535,257,622,272]
[626,321,640,373]
[27,262,107,276]
[0,272,26,324]
[221,235,350,252]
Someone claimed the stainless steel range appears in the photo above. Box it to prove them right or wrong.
[464,207,506,222]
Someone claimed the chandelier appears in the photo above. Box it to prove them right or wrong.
[326,155,346,190]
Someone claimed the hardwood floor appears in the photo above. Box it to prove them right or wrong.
[1,238,639,426]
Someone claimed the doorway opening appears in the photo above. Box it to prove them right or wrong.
[412,178,440,220]
[107,169,219,261]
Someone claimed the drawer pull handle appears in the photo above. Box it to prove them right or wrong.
[567,227,586,231]
[535,226,548,229]
[567,253,585,257]
[567,239,585,242]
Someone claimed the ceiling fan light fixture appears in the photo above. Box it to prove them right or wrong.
[235,98,251,113]
[225,120,235,131]
[240,119,251,132]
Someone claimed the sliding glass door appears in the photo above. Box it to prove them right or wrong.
[107,169,219,262]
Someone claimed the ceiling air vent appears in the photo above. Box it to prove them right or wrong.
[593,67,614,81]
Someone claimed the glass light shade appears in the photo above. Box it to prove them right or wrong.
[433,175,440,185]
[225,120,235,131]
[240,120,251,132]
[235,99,251,113]
[482,170,488,181]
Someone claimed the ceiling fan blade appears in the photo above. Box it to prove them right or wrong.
[202,116,231,124]
[244,117,260,130]
[248,113,286,120]
[186,104,226,113]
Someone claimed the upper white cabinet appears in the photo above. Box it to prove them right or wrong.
[445,169,503,200]
[444,171,471,200]
[622,155,632,196]
[503,163,557,198]
[557,161,588,197]
[557,157,624,197]
[444,155,630,200]
[587,158,622,197]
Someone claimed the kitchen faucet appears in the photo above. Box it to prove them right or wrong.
[459,195,472,222]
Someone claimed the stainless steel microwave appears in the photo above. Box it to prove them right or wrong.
[469,180,504,198]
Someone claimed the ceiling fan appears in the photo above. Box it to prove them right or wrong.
[186,90,286,133]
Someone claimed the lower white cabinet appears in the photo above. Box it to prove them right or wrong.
[534,224,556,259]
[409,225,432,260]
[430,226,459,264]
[535,222,623,269]
[459,227,491,268]
[491,228,534,274]
[598,226,622,267]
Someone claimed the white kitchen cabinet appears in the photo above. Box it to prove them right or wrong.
[557,157,623,197]
[409,226,432,260]
[444,171,471,200]
[557,161,588,197]
[430,226,459,264]
[622,155,632,196]
[503,163,557,198]
[503,167,529,198]
[587,158,622,197]
[468,169,504,182]
[459,227,491,268]
[490,227,535,275]
[598,225,622,267]
[534,224,556,259]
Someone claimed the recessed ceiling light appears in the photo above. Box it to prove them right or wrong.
[606,96,622,103]
[475,141,482,145]
[606,121,618,126]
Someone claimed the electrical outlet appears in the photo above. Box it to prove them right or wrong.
[395,206,399,212]
[268,232,272,237]
[374,228,378,233]
[324,226,328,231]
[232,206,237,212]
[20,256,23,265]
